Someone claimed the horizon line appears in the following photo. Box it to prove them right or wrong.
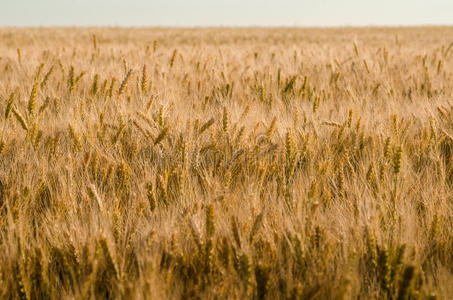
[2,24,453,29]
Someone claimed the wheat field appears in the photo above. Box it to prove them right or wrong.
[0,27,453,299]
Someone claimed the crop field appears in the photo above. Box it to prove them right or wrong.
[1,27,453,299]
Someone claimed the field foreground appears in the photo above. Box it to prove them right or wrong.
[1,27,453,299]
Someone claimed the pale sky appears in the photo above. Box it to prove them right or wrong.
[1,0,453,27]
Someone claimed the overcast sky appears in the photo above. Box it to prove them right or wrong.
[1,0,453,27]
